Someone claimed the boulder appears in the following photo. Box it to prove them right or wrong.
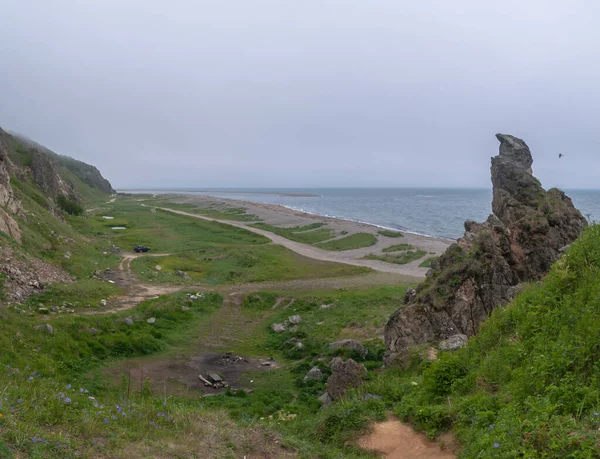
[271,323,286,333]
[288,315,302,325]
[318,391,333,407]
[34,324,54,334]
[100,299,107,306]
[155,265,162,271]
[439,334,468,351]
[123,317,134,326]
[328,339,368,357]
[175,270,190,279]
[147,317,156,324]
[304,366,324,381]
[384,134,587,365]
[181,306,190,311]
[326,357,367,400]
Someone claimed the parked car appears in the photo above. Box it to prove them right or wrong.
[134,245,151,253]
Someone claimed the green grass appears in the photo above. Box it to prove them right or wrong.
[377,229,404,238]
[25,279,122,309]
[316,233,377,251]
[252,222,334,244]
[70,199,269,253]
[348,224,600,457]
[365,250,427,265]
[419,256,439,268]
[148,199,261,221]
[382,243,414,253]
[131,244,369,285]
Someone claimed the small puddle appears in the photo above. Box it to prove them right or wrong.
[358,416,456,459]
[111,227,126,230]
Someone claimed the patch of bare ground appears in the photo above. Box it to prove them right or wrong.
[358,416,457,459]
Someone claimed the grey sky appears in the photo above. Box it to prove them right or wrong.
[1,0,599,189]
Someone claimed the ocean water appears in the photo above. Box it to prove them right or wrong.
[126,188,600,240]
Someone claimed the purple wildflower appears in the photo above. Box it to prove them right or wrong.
[493,443,500,448]
[489,424,495,429]
[28,376,33,381]
[17,399,23,404]
[79,388,84,393]
[64,397,71,403]
[104,418,109,424]
[66,384,72,389]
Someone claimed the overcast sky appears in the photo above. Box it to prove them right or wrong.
[1,1,599,189]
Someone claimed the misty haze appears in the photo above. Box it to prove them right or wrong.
[0,2,599,458]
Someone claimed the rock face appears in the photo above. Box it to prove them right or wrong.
[385,134,587,365]
[30,149,76,202]
[328,339,368,358]
[0,132,22,242]
[325,357,367,400]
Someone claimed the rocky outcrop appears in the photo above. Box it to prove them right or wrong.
[0,131,22,242]
[384,134,587,365]
[325,358,367,400]
[30,149,76,201]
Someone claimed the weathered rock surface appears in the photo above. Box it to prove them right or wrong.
[30,149,75,201]
[304,366,324,381]
[328,339,368,357]
[0,130,22,242]
[34,324,54,334]
[325,357,367,400]
[439,334,468,351]
[385,134,587,365]
[271,323,286,333]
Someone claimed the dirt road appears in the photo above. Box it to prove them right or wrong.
[152,205,432,277]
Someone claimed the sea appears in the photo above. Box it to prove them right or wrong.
[123,188,600,240]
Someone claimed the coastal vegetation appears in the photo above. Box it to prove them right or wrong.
[365,250,427,265]
[252,222,335,244]
[382,243,414,252]
[316,232,377,251]
[419,256,439,268]
[377,229,404,238]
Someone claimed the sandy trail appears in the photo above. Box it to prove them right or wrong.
[152,205,433,277]
[359,417,456,459]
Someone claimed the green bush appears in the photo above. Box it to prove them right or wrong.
[57,195,84,216]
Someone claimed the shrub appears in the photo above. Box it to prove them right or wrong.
[57,195,84,216]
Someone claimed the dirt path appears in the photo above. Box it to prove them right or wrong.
[358,417,456,459]
[150,205,432,277]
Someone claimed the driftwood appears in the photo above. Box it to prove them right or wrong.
[198,374,212,386]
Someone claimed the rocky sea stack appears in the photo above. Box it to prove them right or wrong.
[384,134,587,365]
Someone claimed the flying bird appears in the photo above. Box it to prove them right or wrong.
[558,153,564,159]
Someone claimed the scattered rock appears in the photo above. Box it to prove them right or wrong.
[318,391,333,407]
[154,265,162,271]
[100,299,107,306]
[88,328,100,335]
[304,366,323,381]
[34,324,54,334]
[328,339,368,357]
[181,306,190,311]
[288,315,302,325]
[320,304,334,309]
[316,321,324,326]
[123,317,134,326]
[326,358,367,400]
[175,270,190,279]
[271,323,286,333]
[37,307,49,314]
[439,334,468,351]
[147,317,156,324]
[285,337,304,349]
[207,372,222,383]
[63,251,71,259]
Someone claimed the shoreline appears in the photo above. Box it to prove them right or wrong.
[119,190,455,244]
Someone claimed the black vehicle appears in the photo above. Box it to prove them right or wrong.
[133,245,151,253]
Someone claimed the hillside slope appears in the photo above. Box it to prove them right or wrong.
[0,126,115,304]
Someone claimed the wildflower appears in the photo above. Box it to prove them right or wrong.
[28,377,33,382]
[594,412,599,417]
[32,437,37,443]
[79,388,84,393]
[66,384,72,390]
[493,443,500,448]
[489,424,495,429]
[104,418,109,424]
[17,399,23,404]
[63,398,71,403]
[112,415,117,420]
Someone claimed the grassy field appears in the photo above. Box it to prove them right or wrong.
[316,233,377,251]
[377,229,404,238]
[382,243,414,252]
[148,199,261,221]
[70,200,269,253]
[131,245,369,285]
[365,249,427,265]
[251,222,334,244]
